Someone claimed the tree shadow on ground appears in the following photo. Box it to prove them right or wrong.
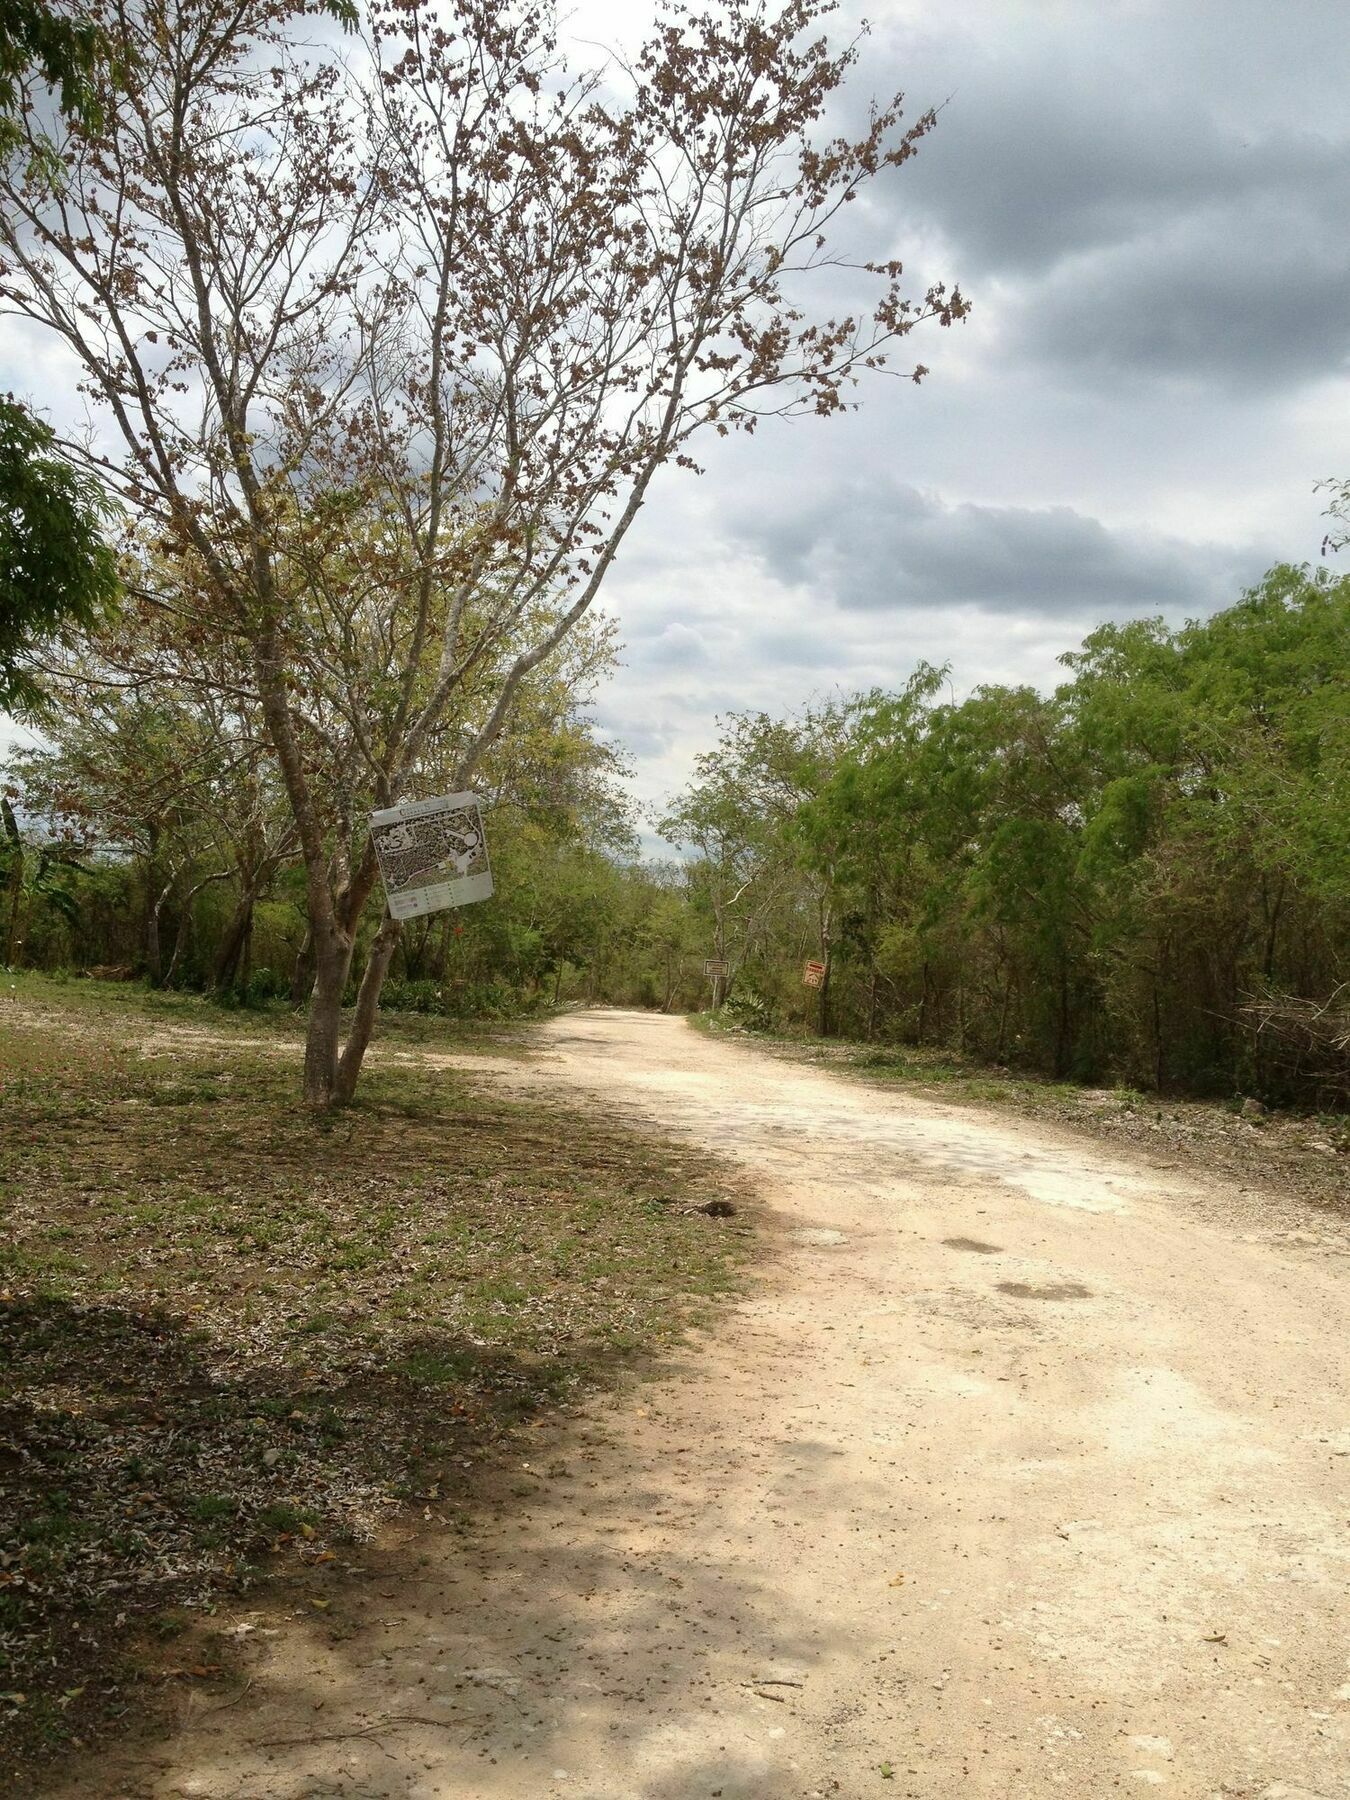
[48,1353,862,1800]
[2,1294,665,1786]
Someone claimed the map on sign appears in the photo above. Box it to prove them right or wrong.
[370,792,493,920]
[803,959,826,989]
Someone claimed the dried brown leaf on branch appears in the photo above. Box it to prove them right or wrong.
[0,0,966,1107]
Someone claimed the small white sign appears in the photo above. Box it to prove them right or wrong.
[370,791,493,921]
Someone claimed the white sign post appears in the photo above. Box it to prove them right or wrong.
[370,792,493,921]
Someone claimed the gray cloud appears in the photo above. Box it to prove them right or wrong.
[858,8,1350,392]
[727,478,1272,619]
[740,625,841,668]
[1014,203,1350,391]
[894,77,1346,281]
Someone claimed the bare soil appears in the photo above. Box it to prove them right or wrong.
[715,1023,1350,1225]
[44,1008,1350,1800]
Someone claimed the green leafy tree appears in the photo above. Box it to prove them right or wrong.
[668,567,1347,1101]
[0,400,119,712]
[0,3,122,710]
[0,1,107,150]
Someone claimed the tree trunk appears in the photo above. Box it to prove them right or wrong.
[165,907,192,989]
[816,901,833,1037]
[334,914,403,1103]
[3,854,22,967]
[290,925,314,1007]
[145,905,163,986]
[211,893,255,995]
[1054,959,1071,1078]
[141,822,164,984]
[2,796,25,966]
[303,935,353,1106]
[145,856,174,986]
[995,964,1012,1061]
[164,869,231,988]
[711,916,726,1013]
[240,906,255,991]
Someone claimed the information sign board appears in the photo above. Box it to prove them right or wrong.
[371,792,493,921]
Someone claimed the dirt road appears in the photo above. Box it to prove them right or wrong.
[72,1010,1350,1799]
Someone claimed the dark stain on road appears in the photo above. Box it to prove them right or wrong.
[996,1280,1093,1301]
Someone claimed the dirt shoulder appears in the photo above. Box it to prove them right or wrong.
[695,1016,1350,1221]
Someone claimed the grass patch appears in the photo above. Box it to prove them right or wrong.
[0,976,746,1775]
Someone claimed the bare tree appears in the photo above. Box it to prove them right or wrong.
[0,0,966,1104]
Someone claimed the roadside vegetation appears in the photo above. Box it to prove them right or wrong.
[664,566,1349,1111]
[0,975,746,1776]
[9,568,1347,1117]
[3,673,709,1019]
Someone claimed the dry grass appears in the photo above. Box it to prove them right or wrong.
[0,976,746,1775]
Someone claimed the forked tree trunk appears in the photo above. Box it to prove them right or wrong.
[211,893,255,995]
[164,869,231,988]
[300,915,405,1108]
[335,915,403,1104]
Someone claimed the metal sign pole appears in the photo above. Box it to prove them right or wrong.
[703,956,730,1012]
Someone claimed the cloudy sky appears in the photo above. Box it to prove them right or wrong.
[556,0,1350,823]
[4,2,1347,830]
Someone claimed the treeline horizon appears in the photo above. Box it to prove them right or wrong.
[4,562,1347,1107]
